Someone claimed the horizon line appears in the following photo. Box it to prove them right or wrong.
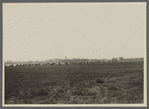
[4,57,144,62]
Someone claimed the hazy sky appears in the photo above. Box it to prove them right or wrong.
[3,3,146,62]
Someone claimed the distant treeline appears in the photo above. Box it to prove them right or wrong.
[5,57,143,67]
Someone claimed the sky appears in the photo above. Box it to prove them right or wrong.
[3,3,146,62]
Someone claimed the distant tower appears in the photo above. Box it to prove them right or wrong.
[65,56,67,60]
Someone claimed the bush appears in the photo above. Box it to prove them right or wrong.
[96,79,104,84]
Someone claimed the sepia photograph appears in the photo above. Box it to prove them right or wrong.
[3,2,147,106]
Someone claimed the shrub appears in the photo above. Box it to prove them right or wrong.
[96,79,104,84]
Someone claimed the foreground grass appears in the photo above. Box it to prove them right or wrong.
[5,62,143,104]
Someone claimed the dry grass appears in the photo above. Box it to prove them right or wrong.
[5,62,143,104]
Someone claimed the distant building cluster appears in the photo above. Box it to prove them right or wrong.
[5,57,144,67]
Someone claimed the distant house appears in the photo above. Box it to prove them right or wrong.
[65,62,70,65]
[118,57,123,61]
[111,58,117,63]
[13,64,17,66]
[60,62,65,65]
[5,64,12,67]
[50,63,55,65]
[40,63,45,65]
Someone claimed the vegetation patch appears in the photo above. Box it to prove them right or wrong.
[5,62,143,104]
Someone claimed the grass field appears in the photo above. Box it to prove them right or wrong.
[4,62,144,104]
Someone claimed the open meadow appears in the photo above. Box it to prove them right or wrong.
[4,62,144,104]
